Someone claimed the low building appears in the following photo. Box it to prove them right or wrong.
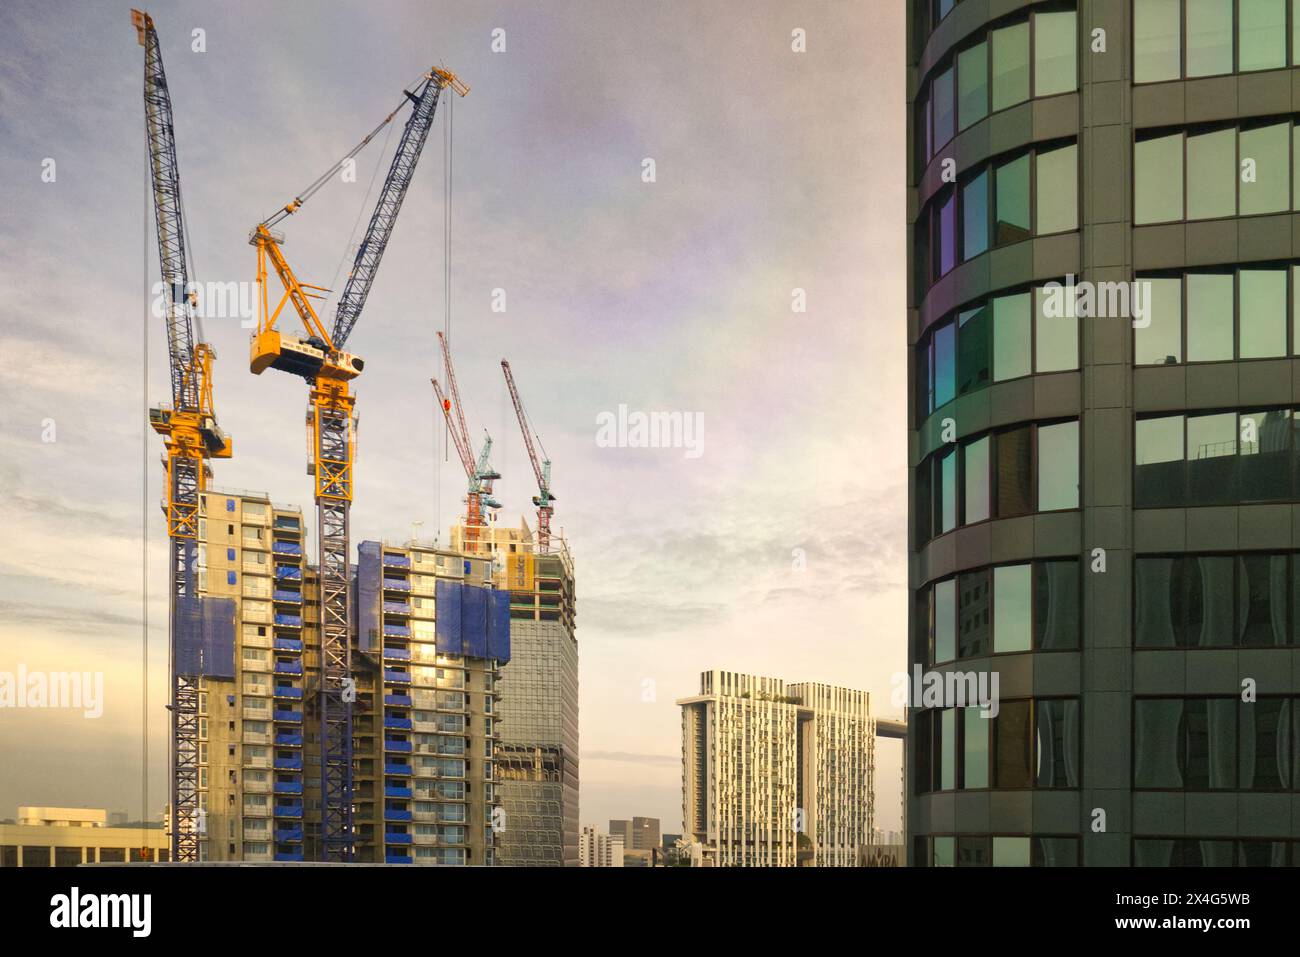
[0,807,168,866]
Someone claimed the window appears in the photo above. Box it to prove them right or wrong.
[1186,272,1233,361]
[992,292,1031,380]
[1033,10,1077,96]
[1186,127,1235,220]
[1134,0,1181,83]
[991,21,1029,110]
[1240,409,1291,501]
[1135,133,1184,224]
[1037,420,1080,511]
[934,579,956,663]
[1135,414,1185,506]
[995,425,1033,516]
[1187,0,1234,76]
[1035,143,1078,235]
[939,447,957,533]
[1187,412,1237,504]
[1034,285,1078,373]
[957,569,990,658]
[940,708,957,790]
[993,564,1032,652]
[1134,697,1241,789]
[1135,275,1183,366]
[992,837,1031,867]
[1239,122,1289,214]
[1239,0,1287,72]
[963,435,990,523]
[937,190,957,277]
[934,318,956,408]
[1036,560,1081,650]
[994,153,1031,245]
[1136,552,1293,648]
[994,700,1033,788]
[1238,268,1286,357]
[961,171,989,260]
[956,304,990,397]
[957,40,988,131]
[963,708,989,788]
[933,64,955,149]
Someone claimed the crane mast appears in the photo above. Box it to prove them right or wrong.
[501,360,555,552]
[134,8,233,863]
[250,67,466,861]
[431,372,500,553]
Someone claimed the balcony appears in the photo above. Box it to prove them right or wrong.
[384,808,413,822]
[382,624,411,638]
[272,685,303,699]
[272,541,302,556]
[383,552,411,567]
[273,756,302,771]
[274,517,300,531]
[273,803,304,819]
[384,785,413,799]
[273,589,303,603]
[274,661,303,675]
[384,694,413,707]
[384,763,412,777]
[273,709,303,723]
[242,731,271,746]
[384,831,414,844]
[274,565,302,581]
[274,614,303,628]
[382,646,411,662]
[273,638,303,653]
[274,827,303,843]
[383,600,411,615]
[384,854,412,865]
[381,578,411,592]
[384,716,413,731]
[384,738,413,753]
[273,780,304,795]
[383,669,411,684]
[275,733,304,748]
[274,850,305,862]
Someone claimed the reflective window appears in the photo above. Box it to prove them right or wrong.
[963,436,990,524]
[963,708,989,788]
[939,448,957,533]
[1238,268,1286,358]
[991,21,1029,111]
[1036,560,1080,650]
[957,40,988,131]
[932,835,955,866]
[992,836,1031,867]
[1037,420,1080,511]
[1187,0,1233,77]
[996,425,1033,517]
[1240,409,1291,501]
[934,320,956,408]
[1185,556,1236,647]
[1240,697,1290,788]
[1035,143,1078,234]
[994,154,1031,245]
[1135,133,1184,224]
[961,170,989,259]
[1036,699,1080,788]
[1133,699,1185,788]
[1239,122,1289,214]
[992,291,1031,380]
[958,569,990,658]
[1135,698,1237,789]
[1135,276,1182,365]
[1033,10,1077,97]
[940,708,956,790]
[935,578,956,663]
[1034,285,1078,373]
[1134,0,1181,83]
[1186,127,1236,220]
[1186,272,1233,361]
[994,700,1032,788]
[1187,412,1238,505]
[1238,553,1288,646]
[1135,414,1185,506]
[993,564,1032,652]
[956,304,990,397]
[937,191,957,276]
[933,65,955,149]
[1239,0,1287,72]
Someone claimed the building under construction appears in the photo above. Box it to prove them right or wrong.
[454,520,579,866]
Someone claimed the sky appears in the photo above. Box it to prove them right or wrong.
[0,0,906,835]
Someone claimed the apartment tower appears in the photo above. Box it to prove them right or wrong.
[908,0,1300,866]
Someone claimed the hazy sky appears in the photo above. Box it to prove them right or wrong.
[0,0,906,834]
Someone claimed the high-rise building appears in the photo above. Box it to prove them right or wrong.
[677,671,875,867]
[908,0,1300,866]
[191,489,508,865]
[578,825,624,867]
[351,539,509,865]
[458,520,579,867]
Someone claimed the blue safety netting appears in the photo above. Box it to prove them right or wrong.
[356,541,382,652]
[176,595,236,679]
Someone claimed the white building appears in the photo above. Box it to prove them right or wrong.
[678,671,875,867]
[578,826,624,867]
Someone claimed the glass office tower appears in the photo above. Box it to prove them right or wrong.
[908,0,1300,866]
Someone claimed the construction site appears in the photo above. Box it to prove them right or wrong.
[133,9,577,865]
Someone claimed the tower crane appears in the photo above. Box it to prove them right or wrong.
[133,8,233,863]
[249,66,467,861]
[501,360,555,553]
[432,330,500,553]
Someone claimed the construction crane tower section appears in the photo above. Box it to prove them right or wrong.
[501,360,555,553]
[133,8,234,864]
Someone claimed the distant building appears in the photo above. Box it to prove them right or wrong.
[1,807,168,866]
[661,833,681,849]
[578,826,624,867]
[609,816,660,851]
[678,671,875,867]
